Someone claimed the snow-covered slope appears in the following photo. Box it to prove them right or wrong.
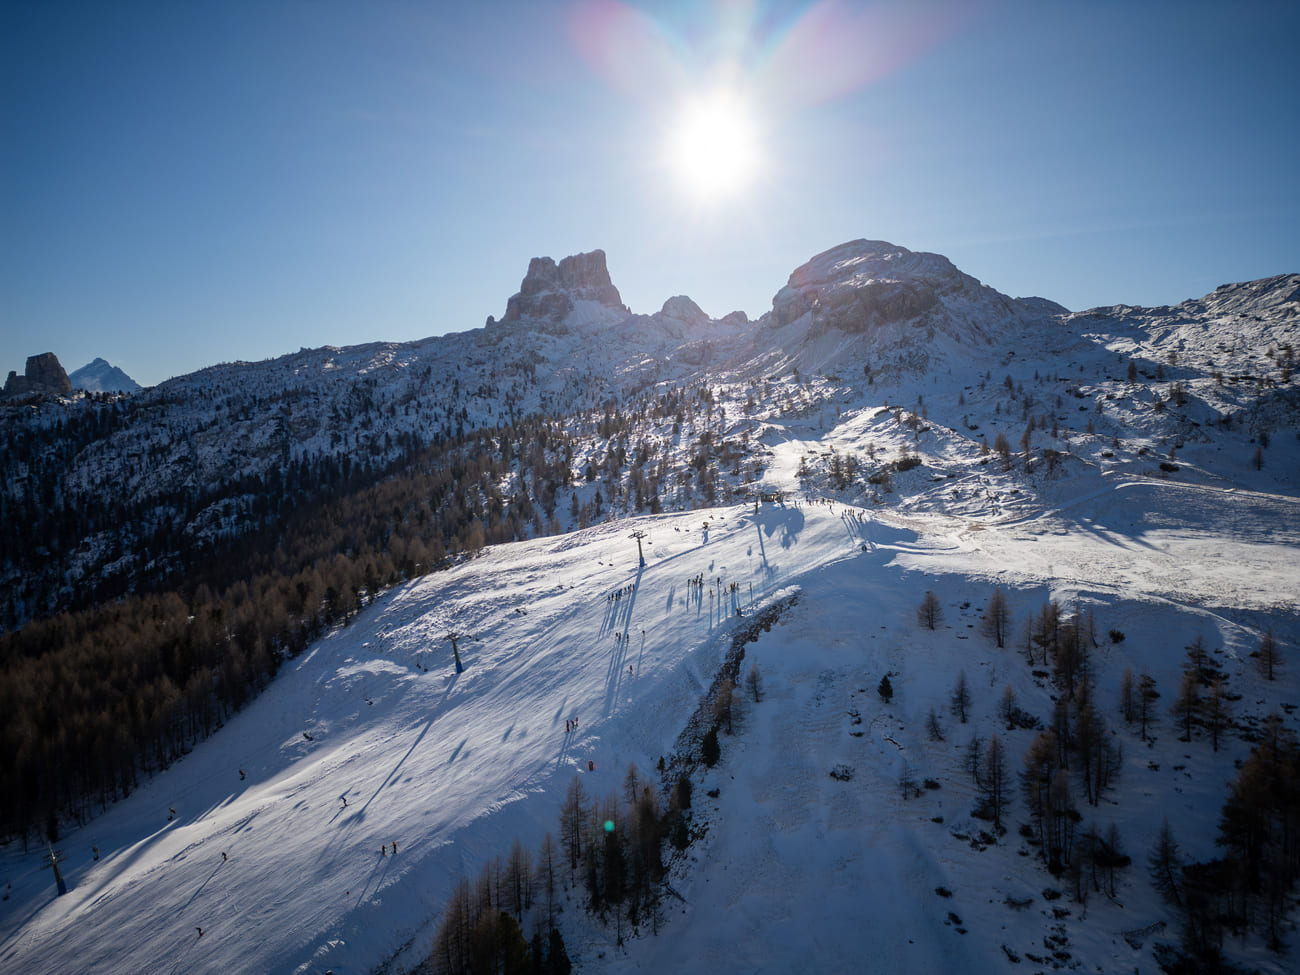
[3,468,1296,973]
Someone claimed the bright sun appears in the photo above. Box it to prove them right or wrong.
[665,88,762,203]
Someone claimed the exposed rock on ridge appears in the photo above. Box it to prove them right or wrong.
[500,249,625,324]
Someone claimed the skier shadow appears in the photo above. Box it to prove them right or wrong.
[601,565,644,717]
[182,859,224,909]
[551,698,578,771]
[355,715,437,819]
[1069,514,1160,554]
[358,848,396,906]
[555,726,576,772]
[841,510,870,549]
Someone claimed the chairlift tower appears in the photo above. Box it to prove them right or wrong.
[445,632,465,673]
[629,530,647,567]
[42,843,67,896]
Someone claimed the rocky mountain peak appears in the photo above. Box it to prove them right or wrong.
[500,249,625,325]
[3,352,72,399]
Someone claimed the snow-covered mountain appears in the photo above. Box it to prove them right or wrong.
[68,357,142,394]
[1,239,1297,974]
[5,240,1293,630]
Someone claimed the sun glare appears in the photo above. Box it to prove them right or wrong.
[665,89,762,203]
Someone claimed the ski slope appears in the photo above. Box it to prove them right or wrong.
[4,468,1297,974]
[0,501,876,974]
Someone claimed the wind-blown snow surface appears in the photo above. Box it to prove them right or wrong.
[4,464,1298,973]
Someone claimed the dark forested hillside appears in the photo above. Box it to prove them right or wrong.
[0,377,772,843]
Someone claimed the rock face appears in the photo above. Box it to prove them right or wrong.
[4,352,72,398]
[502,249,625,324]
[768,239,1013,337]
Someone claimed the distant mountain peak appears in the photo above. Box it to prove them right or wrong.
[69,357,141,394]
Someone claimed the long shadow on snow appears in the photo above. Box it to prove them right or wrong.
[601,563,644,717]
[755,502,805,552]
[356,716,438,819]
[182,859,225,909]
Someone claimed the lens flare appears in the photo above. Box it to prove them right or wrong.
[665,87,761,202]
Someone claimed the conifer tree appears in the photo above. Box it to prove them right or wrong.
[998,684,1019,729]
[1119,667,1137,724]
[982,587,1011,648]
[713,678,735,734]
[1137,672,1159,742]
[559,777,587,873]
[950,670,971,724]
[1148,818,1183,907]
[917,590,943,630]
[1203,680,1230,753]
[1171,671,1200,742]
[1256,629,1280,681]
[701,726,720,767]
[982,733,1010,832]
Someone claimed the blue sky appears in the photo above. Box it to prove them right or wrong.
[3,0,1297,388]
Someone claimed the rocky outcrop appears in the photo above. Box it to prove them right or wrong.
[767,238,1029,341]
[4,352,72,398]
[501,249,625,324]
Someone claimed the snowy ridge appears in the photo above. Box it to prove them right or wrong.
[6,238,1292,627]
